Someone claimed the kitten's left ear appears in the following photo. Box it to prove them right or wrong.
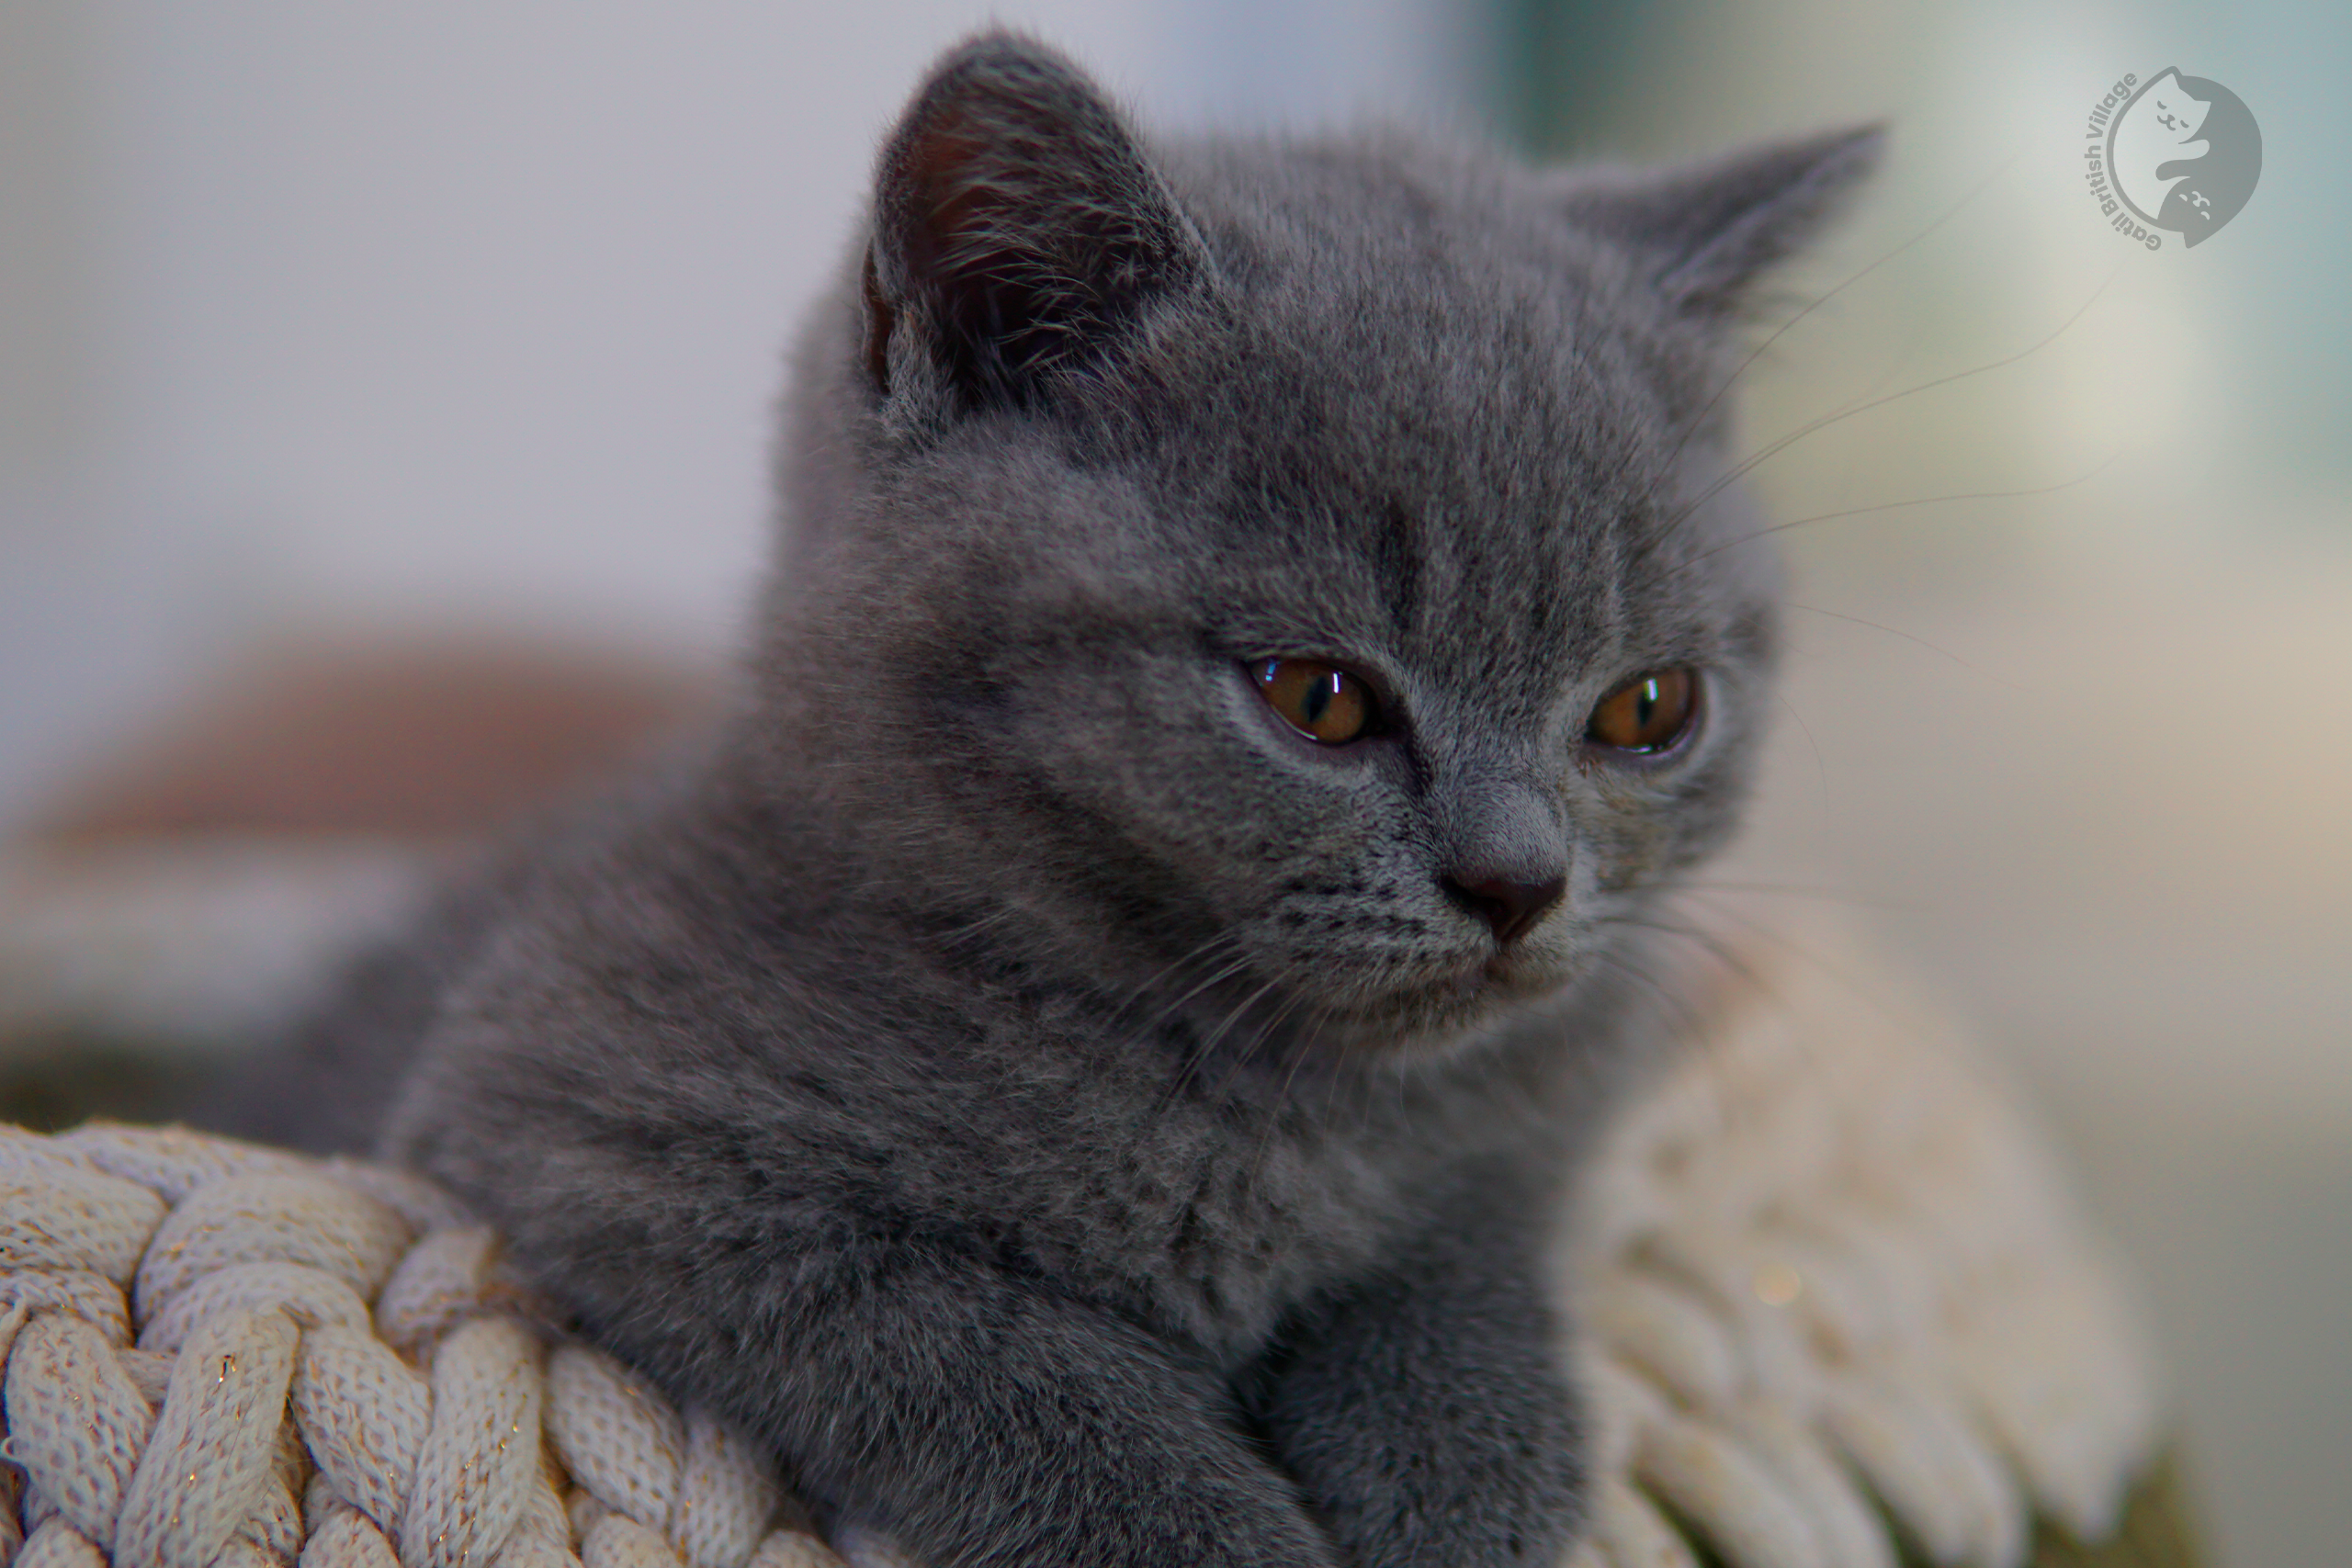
[864,32,1208,414]
[1561,124,1884,320]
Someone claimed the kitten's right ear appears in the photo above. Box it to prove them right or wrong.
[1560,124,1884,321]
[864,33,1206,415]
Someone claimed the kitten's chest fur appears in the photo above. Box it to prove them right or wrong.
[720,925,1529,1363]
[907,1013,1444,1358]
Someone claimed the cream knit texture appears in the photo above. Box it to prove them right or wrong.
[0,930,2162,1568]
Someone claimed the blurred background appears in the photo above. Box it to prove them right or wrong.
[2,2,2343,1561]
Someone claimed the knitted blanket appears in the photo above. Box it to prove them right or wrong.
[0,929,2192,1568]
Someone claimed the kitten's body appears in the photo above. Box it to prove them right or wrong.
[392,739,1614,1367]
[232,36,1876,1568]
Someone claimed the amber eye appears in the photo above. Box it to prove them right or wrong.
[1253,659,1376,744]
[1586,669,1699,754]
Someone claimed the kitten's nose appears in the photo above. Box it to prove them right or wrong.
[1442,871,1567,945]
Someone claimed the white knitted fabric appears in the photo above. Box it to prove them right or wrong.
[0,927,2161,1568]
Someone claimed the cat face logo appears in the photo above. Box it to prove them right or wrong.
[2084,68,2261,251]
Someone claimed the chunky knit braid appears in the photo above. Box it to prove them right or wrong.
[0,929,2165,1568]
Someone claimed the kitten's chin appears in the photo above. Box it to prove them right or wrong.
[1307,950,1584,1061]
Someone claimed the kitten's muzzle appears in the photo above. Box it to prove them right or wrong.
[1431,771,1570,946]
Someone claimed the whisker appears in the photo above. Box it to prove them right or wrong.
[1125,936,1252,1034]
[1198,977,1303,1105]
[1649,875,1900,913]
[1600,909,1771,1002]
[1823,302,1941,515]
[1651,263,2123,558]
[1846,299,1941,419]
[1163,967,1294,1113]
[1592,943,1725,1104]
[1118,930,1243,1013]
[1672,452,2125,578]
[1596,910,1819,1128]
[1781,601,2023,690]
[1664,144,2029,473]
[930,906,1023,953]
[1315,1004,1363,1129]
[1204,976,1291,1066]
[1659,891,1924,1043]
[1247,1020,1325,1187]
[1773,689,1831,811]
[1143,950,1264,1089]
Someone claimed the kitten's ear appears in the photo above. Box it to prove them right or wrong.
[864,33,1206,412]
[1561,124,1883,320]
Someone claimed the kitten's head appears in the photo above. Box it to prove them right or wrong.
[752,34,1877,1062]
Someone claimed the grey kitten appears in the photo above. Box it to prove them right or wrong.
[239,32,1877,1568]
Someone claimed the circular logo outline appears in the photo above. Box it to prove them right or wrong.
[2103,67,2262,249]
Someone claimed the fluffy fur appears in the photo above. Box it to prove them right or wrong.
[227,33,1877,1568]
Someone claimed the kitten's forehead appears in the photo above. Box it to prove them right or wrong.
[1124,142,1714,691]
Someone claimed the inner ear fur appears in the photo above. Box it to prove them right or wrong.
[865,31,1207,411]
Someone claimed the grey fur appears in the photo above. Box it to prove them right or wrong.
[228,32,1878,1568]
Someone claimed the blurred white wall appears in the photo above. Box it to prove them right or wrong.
[0,0,1493,828]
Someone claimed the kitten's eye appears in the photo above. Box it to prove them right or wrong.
[1253,659,1375,745]
[1586,669,1699,755]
